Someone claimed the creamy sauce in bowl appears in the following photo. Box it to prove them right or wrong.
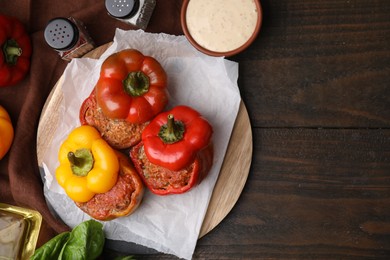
[185,0,259,53]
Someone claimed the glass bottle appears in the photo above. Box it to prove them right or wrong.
[105,0,156,30]
[44,17,95,61]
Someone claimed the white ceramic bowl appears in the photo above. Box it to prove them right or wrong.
[181,0,263,57]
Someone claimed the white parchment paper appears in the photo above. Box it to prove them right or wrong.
[41,29,241,259]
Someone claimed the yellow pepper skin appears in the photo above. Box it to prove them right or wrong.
[0,105,14,160]
[56,125,119,203]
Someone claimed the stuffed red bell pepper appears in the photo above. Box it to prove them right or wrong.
[0,15,31,87]
[79,89,149,149]
[130,105,214,195]
[80,49,168,149]
[95,49,168,124]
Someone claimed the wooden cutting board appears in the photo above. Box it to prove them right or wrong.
[36,43,253,238]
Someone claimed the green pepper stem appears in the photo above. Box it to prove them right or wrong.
[123,71,150,97]
[67,152,78,166]
[158,114,185,144]
[5,46,22,56]
[3,39,22,65]
[167,114,174,133]
[67,149,94,177]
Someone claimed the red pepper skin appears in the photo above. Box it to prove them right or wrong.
[79,88,148,149]
[0,15,31,87]
[130,141,213,195]
[95,49,168,124]
[142,105,213,171]
[79,89,95,125]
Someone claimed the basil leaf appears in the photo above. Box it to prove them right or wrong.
[31,232,70,260]
[61,219,105,260]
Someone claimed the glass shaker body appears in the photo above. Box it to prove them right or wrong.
[105,0,156,30]
[44,17,95,61]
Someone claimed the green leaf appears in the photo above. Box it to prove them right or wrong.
[61,219,105,260]
[114,256,135,260]
[30,232,70,260]
[31,220,105,260]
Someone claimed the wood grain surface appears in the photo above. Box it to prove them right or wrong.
[34,0,390,259]
[36,43,252,240]
[236,0,390,129]
[129,0,390,259]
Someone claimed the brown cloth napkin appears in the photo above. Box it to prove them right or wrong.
[0,0,183,247]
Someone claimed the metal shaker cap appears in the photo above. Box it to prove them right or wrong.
[44,18,79,50]
[105,0,140,18]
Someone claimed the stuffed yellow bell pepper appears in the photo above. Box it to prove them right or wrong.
[55,125,119,203]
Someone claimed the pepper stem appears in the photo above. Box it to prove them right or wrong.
[3,39,22,65]
[67,149,94,177]
[123,71,150,97]
[158,114,185,144]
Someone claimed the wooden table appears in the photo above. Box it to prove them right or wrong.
[127,0,390,258]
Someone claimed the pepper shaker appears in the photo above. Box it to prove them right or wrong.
[105,0,156,30]
[44,17,95,61]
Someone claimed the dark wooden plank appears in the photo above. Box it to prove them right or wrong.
[194,128,390,259]
[124,128,390,259]
[232,0,390,128]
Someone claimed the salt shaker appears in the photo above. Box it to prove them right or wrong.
[105,0,156,30]
[44,17,95,61]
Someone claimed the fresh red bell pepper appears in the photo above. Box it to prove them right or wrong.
[95,49,168,124]
[130,105,214,195]
[0,15,31,87]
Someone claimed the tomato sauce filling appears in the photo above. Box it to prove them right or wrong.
[76,171,135,220]
[82,94,147,149]
[137,146,193,190]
